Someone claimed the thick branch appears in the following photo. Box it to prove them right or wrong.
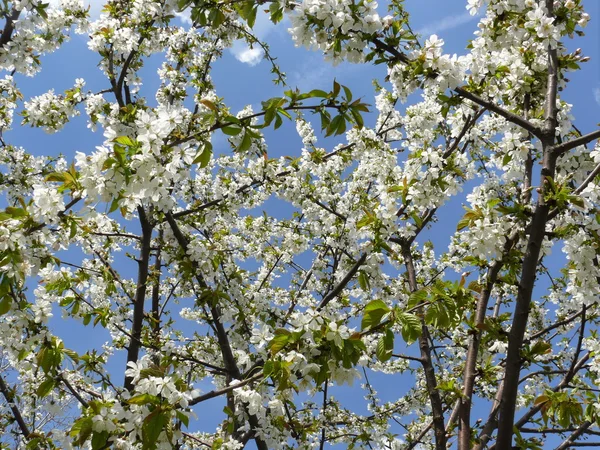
[0,8,20,48]
[496,13,559,445]
[0,374,30,438]
[402,245,446,450]
[458,229,519,449]
[454,87,542,138]
[124,206,153,392]
[165,212,268,449]
[552,129,600,156]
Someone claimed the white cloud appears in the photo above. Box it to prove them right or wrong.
[417,11,479,37]
[594,87,600,106]
[232,45,263,66]
[230,11,277,65]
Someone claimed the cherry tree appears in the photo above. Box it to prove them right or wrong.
[0,0,599,449]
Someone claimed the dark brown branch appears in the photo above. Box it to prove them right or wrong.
[319,380,329,450]
[401,244,446,450]
[496,12,559,445]
[151,229,163,344]
[552,129,600,156]
[525,308,586,343]
[521,427,600,436]
[0,374,30,438]
[555,421,593,450]
[164,212,268,450]
[58,374,89,408]
[189,374,262,406]
[0,8,20,48]
[459,233,518,450]
[478,353,591,450]
[454,87,542,138]
[164,213,240,379]
[316,252,367,311]
[124,206,153,391]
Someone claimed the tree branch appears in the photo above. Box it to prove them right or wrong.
[552,129,600,156]
[124,206,153,392]
[0,374,30,439]
[189,373,262,406]
[316,252,367,311]
[496,13,560,445]
[0,8,20,48]
[401,244,446,450]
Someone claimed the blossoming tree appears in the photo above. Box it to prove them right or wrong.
[0,0,599,448]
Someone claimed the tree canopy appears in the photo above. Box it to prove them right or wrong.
[0,0,599,449]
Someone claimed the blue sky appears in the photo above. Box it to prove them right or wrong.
[5,0,600,446]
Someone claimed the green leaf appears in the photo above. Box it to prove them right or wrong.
[0,295,11,315]
[91,430,109,450]
[237,131,253,152]
[333,80,341,97]
[530,341,552,356]
[274,114,283,130]
[326,115,345,137]
[176,410,190,428]
[5,207,27,218]
[37,347,53,373]
[309,89,329,98]
[129,393,161,405]
[361,300,390,331]
[342,85,353,102]
[456,217,471,231]
[222,125,243,136]
[142,409,168,450]
[200,99,218,111]
[268,329,291,355]
[397,312,422,345]
[208,8,226,28]
[351,108,364,128]
[36,378,55,398]
[36,3,48,19]
[177,0,191,11]
[357,271,369,291]
[108,198,120,214]
[222,405,234,417]
[269,2,284,23]
[193,142,213,168]
[376,329,394,362]
[425,301,451,329]
[70,416,93,446]
[114,136,135,146]
[263,360,275,377]
[407,289,428,310]
[45,172,66,182]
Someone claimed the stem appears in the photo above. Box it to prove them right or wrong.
[317,253,367,310]
[0,8,20,47]
[124,206,153,391]
[0,374,30,439]
[151,229,163,349]
[459,234,518,449]
[496,5,559,445]
[164,213,267,450]
[402,244,446,450]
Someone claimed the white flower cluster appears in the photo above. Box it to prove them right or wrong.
[0,76,20,130]
[288,0,383,63]
[22,79,85,133]
[0,0,89,75]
